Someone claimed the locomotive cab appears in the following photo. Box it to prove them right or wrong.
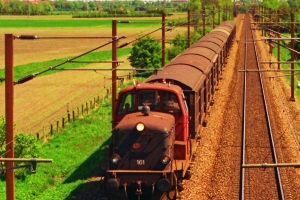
[106,82,191,198]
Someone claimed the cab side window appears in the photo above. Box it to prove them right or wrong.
[163,92,181,114]
[118,92,135,115]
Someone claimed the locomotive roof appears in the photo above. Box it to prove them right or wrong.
[120,82,183,94]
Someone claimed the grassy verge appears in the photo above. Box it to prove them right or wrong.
[0,99,112,199]
[272,43,300,99]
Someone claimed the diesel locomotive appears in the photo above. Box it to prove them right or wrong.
[104,20,236,199]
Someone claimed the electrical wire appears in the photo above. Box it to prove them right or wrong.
[3,14,195,147]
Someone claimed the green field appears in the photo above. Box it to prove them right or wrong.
[0,18,166,28]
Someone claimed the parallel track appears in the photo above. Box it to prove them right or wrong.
[240,14,284,200]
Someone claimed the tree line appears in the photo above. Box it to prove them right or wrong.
[0,0,190,15]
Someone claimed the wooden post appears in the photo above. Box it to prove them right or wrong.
[62,117,65,129]
[5,34,15,200]
[86,102,89,114]
[43,126,46,142]
[218,6,220,25]
[50,124,53,136]
[277,10,280,70]
[68,112,70,123]
[202,7,205,37]
[112,20,117,124]
[56,121,59,133]
[290,13,295,101]
[212,7,215,29]
[162,13,165,67]
[188,10,190,48]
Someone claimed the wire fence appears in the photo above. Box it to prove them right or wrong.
[33,74,132,141]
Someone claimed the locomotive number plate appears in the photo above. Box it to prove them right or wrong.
[137,160,145,165]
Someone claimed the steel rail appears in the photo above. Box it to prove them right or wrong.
[252,15,285,200]
[240,12,247,200]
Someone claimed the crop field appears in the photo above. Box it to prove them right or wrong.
[0,14,186,135]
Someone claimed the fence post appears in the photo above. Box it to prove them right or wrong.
[62,117,65,129]
[56,121,59,133]
[50,124,53,136]
[43,126,46,142]
[86,102,89,114]
[73,110,75,121]
[82,104,84,116]
[68,112,70,123]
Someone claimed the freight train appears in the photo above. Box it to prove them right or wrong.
[104,20,236,199]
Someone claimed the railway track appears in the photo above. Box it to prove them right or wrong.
[67,13,300,200]
[240,14,284,199]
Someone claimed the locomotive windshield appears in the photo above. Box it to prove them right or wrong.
[118,90,182,115]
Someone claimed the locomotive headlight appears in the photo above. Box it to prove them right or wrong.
[161,155,171,165]
[136,123,145,132]
[111,154,121,164]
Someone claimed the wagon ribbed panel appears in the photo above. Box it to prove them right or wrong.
[200,21,236,45]
[219,21,236,29]
[198,36,224,46]
[208,32,228,42]
[210,21,236,36]
[189,41,221,53]
[147,63,207,91]
[182,47,216,61]
[210,28,231,36]
[167,54,212,73]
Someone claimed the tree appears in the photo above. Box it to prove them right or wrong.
[167,31,201,61]
[128,35,162,70]
[0,116,41,175]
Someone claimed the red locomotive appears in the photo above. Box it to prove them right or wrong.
[104,20,236,199]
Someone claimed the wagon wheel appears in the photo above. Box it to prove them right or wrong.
[166,188,177,200]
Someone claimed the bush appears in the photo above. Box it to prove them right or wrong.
[128,35,162,72]
[0,116,41,178]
